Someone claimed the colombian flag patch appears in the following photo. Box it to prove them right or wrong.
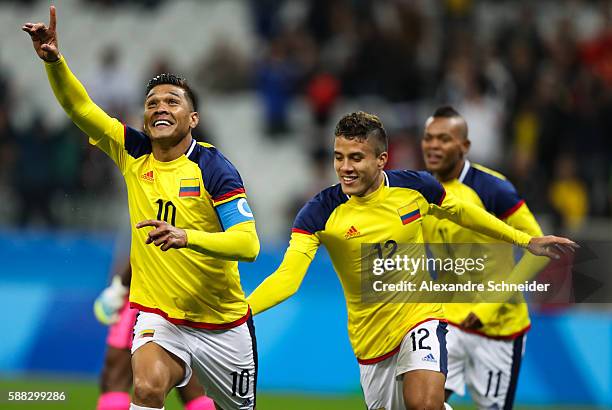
[179,178,200,197]
[140,329,155,338]
[398,203,421,225]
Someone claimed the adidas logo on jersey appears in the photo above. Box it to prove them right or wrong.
[422,353,437,363]
[141,170,154,182]
[344,225,361,239]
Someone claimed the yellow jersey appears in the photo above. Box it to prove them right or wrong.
[45,56,258,329]
[248,170,533,362]
[422,161,545,338]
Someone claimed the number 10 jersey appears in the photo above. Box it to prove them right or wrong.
[91,123,253,328]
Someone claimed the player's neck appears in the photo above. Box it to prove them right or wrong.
[436,159,465,182]
[151,135,193,162]
[359,172,385,198]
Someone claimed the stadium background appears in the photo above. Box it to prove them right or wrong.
[0,0,610,408]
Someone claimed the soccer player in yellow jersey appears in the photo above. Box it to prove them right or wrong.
[24,7,259,410]
[421,106,549,409]
[247,111,575,410]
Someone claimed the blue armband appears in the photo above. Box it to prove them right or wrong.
[216,198,254,230]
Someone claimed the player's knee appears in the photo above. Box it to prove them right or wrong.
[132,375,166,407]
[404,391,444,410]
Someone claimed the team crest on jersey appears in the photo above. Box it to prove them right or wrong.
[398,203,421,225]
[179,178,201,197]
[344,225,361,239]
[141,170,154,182]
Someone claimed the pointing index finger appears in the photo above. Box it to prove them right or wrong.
[136,220,162,229]
[49,5,56,32]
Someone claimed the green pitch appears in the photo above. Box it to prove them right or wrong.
[0,378,601,410]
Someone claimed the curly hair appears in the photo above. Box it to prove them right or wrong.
[334,111,388,155]
[145,73,198,111]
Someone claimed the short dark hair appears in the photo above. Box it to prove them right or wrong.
[432,105,461,118]
[431,105,468,139]
[146,73,198,111]
[334,111,388,155]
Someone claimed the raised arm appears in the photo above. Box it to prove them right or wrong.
[23,6,122,146]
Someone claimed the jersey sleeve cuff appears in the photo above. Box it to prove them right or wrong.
[516,232,532,248]
[44,54,65,67]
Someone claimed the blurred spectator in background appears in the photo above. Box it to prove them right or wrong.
[439,54,505,168]
[195,41,252,94]
[4,0,612,233]
[52,121,85,195]
[0,107,17,185]
[0,106,18,223]
[80,45,138,204]
[12,114,57,228]
[145,55,177,87]
[256,37,297,136]
[549,154,588,232]
[0,64,16,190]
[306,69,339,127]
[285,145,334,222]
[87,45,138,120]
[386,129,423,171]
[249,0,284,40]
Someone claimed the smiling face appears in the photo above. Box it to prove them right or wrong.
[143,84,198,144]
[334,136,387,196]
[422,115,470,180]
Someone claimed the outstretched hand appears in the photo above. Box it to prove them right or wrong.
[136,220,188,251]
[22,5,59,62]
[527,235,579,259]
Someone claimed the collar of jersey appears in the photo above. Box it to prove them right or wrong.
[457,159,471,183]
[149,139,196,169]
[349,171,389,205]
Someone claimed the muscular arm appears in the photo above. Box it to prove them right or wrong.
[428,191,533,248]
[184,221,260,262]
